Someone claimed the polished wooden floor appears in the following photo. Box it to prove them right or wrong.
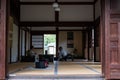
[8,60,103,80]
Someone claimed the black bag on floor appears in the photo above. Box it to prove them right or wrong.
[35,60,48,68]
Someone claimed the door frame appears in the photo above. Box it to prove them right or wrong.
[0,0,8,79]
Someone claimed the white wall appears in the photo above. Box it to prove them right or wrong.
[59,31,83,56]
[95,0,101,19]
[11,24,18,62]
[20,5,55,21]
[74,31,83,54]
[59,5,93,21]
[20,5,93,21]
[59,31,67,52]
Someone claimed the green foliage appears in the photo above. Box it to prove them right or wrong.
[44,34,56,46]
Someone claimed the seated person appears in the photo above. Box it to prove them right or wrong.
[73,48,79,58]
[58,46,67,61]
[30,46,39,62]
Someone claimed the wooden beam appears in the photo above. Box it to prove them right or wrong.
[20,21,94,27]
[17,27,20,62]
[20,2,94,5]
[94,0,98,4]
[55,11,59,23]
[93,1,96,62]
[31,31,56,35]
[20,27,30,32]
[87,31,90,60]
[59,29,87,31]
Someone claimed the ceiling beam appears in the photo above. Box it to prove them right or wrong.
[94,0,98,4]
[20,21,94,27]
[20,2,94,5]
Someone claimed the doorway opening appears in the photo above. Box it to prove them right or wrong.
[44,34,56,56]
[7,0,103,79]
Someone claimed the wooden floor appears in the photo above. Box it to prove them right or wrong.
[8,60,103,80]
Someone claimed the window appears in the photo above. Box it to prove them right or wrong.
[32,35,43,48]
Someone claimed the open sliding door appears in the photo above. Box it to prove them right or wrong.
[0,0,7,79]
[101,0,120,79]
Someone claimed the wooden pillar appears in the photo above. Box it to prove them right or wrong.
[82,31,86,59]
[55,1,59,57]
[0,0,8,79]
[94,26,97,62]
[56,27,59,57]
[85,31,88,60]
[17,0,20,62]
[94,17,100,62]
[17,27,20,61]
[87,29,90,60]
[100,0,105,76]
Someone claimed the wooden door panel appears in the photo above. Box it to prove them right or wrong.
[102,0,120,79]
[109,22,120,79]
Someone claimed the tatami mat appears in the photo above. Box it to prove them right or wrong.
[9,61,101,76]
[58,62,101,75]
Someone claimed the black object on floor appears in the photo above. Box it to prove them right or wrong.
[35,60,48,68]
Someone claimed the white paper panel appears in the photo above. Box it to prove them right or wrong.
[32,35,43,48]
[11,24,18,62]
[59,5,93,21]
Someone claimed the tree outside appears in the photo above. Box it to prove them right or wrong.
[44,34,56,55]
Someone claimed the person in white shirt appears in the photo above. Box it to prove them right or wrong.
[58,46,67,61]
[30,46,39,62]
